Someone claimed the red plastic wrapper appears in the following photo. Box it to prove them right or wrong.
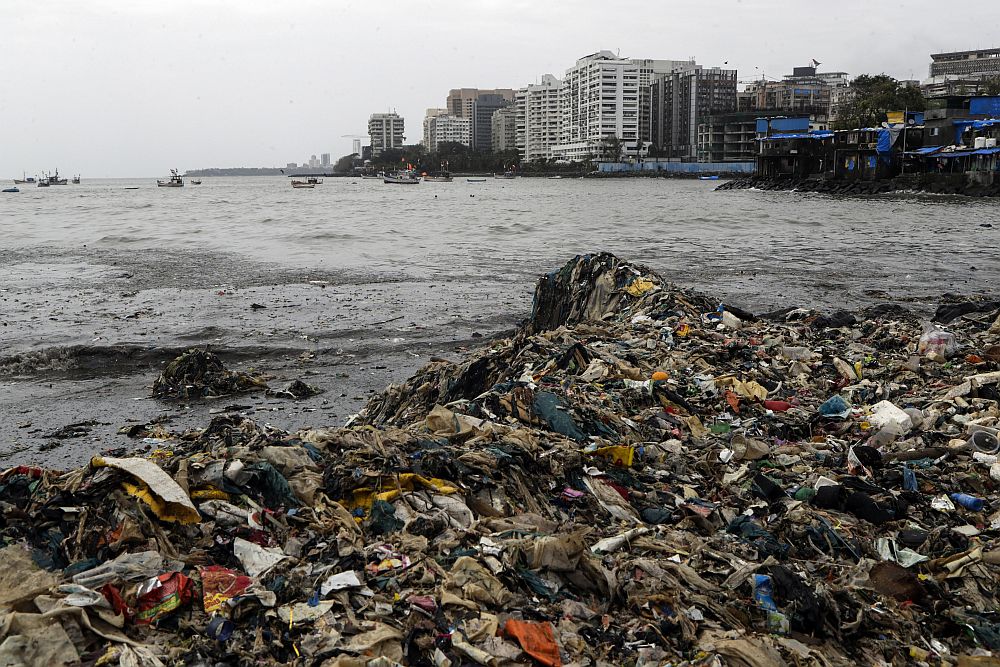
[134,572,194,625]
[200,565,252,613]
[99,583,132,619]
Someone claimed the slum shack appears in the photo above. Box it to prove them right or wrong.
[1,253,999,666]
[756,131,834,178]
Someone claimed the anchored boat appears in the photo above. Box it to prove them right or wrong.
[383,170,420,184]
[157,169,184,187]
[38,169,68,186]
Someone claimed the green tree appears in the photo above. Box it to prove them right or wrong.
[982,76,1000,96]
[834,74,927,130]
[333,153,357,173]
[599,133,624,161]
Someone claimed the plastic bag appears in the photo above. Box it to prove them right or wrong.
[918,326,957,359]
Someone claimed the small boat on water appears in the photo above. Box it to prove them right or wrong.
[361,172,384,180]
[190,179,202,185]
[157,169,184,187]
[306,177,323,185]
[493,172,516,179]
[72,175,81,184]
[466,177,487,183]
[39,169,68,186]
[383,170,420,184]
[291,180,315,189]
[423,162,453,182]
[2,187,19,193]
[13,172,36,184]
[547,175,563,179]
[698,175,720,180]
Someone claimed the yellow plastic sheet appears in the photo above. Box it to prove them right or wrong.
[716,376,768,402]
[586,445,635,467]
[92,456,200,525]
[347,473,459,511]
[624,278,656,297]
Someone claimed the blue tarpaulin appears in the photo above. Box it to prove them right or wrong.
[969,97,1000,116]
[876,129,892,154]
[973,147,1000,155]
[937,151,976,159]
[907,146,943,155]
[757,131,833,141]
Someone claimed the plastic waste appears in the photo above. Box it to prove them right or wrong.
[867,400,913,432]
[967,430,1000,454]
[918,325,957,360]
[818,395,852,418]
[949,493,986,511]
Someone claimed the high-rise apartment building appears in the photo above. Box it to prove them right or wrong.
[321,153,331,167]
[554,51,641,161]
[352,139,362,156]
[649,66,737,160]
[516,74,563,162]
[447,88,516,119]
[491,106,518,152]
[423,110,471,153]
[368,113,405,157]
[471,94,511,151]
[630,58,699,145]
[422,108,448,148]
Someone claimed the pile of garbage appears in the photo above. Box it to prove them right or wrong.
[151,349,268,399]
[2,252,999,666]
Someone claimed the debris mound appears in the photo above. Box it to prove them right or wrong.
[2,253,1000,666]
[151,348,267,399]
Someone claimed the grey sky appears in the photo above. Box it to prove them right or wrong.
[3,0,999,177]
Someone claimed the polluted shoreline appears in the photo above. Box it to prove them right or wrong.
[2,252,1000,666]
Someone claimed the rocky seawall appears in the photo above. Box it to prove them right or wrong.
[1,253,999,665]
[717,174,1000,197]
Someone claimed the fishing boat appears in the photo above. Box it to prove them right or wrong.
[72,175,81,184]
[13,172,36,184]
[423,162,453,182]
[2,187,19,193]
[383,170,420,184]
[306,177,323,185]
[190,179,202,185]
[493,169,516,179]
[466,177,487,183]
[361,172,384,180]
[157,169,184,187]
[39,169,68,185]
[291,180,315,189]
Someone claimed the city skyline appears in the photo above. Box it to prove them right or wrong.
[4,0,1000,176]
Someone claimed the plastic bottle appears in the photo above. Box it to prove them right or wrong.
[949,493,986,511]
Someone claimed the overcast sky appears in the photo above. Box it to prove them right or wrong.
[3,0,999,177]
